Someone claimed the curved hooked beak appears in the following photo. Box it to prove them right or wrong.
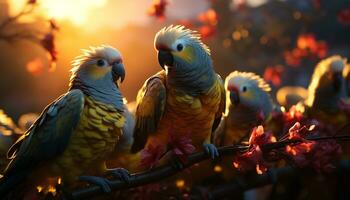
[333,71,343,92]
[158,50,174,69]
[112,61,125,86]
[230,89,240,106]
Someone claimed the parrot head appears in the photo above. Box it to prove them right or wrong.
[70,45,125,88]
[306,55,348,110]
[154,25,215,94]
[225,71,273,117]
[69,45,126,110]
[154,25,212,73]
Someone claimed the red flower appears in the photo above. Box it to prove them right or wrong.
[283,104,305,124]
[285,122,316,167]
[297,34,317,51]
[285,33,328,66]
[233,126,275,174]
[198,25,216,39]
[40,33,57,69]
[315,41,328,58]
[168,132,196,163]
[140,142,166,169]
[264,65,284,86]
[197,9,218,26]
[147,0,168,20]
[249,126,276,146]
[284,50,302,67]
[284,122,341,172]
[337,8,350,26]
[233,145,267,174]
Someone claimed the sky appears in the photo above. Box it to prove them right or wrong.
[8,0,210,30]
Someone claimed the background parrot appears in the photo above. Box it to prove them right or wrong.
[303,55,349,129]
[209,71,279,199]
[131,25,225,165]
[0,45,130,198]
[276,86,308,109]
[213,71,279,146]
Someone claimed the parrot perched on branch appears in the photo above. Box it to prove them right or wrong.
[303,55,348,128]
[0,45,130,198]
[131,25,225,164]
[213,71,279,146]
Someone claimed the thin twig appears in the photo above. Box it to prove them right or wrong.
[0,4,35,31]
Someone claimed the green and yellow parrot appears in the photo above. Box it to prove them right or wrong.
[213,71,278,146]
[303,55,348,127]
[0,45,130,198]
[131,25,225,161]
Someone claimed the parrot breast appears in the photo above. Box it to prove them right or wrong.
[50,96,125,185]
[150,75,222,149]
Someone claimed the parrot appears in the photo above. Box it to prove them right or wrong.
[131,25,225,165]
[276,86,308,110]
[213,71,279,146]
[209,71,278,198]
[303,55,349,129]
[0,45,130,198]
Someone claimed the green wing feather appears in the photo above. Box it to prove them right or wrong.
[4,89,84,175]
[131,72,166,153]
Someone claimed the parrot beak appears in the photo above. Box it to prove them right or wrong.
[333,71,343,91]
[230,90,240,105]
[158,50,174,69]
[112,61,125,86]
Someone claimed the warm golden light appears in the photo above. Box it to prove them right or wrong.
[9,0,107,26]
[36,186,43,193]
[41,0,107,25]
[175,179,185,188]
[213,165,223,173]
[256,164,264,174]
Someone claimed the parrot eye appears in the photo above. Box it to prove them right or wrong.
[96,59,106,67]
[242,86,247,92]
[176,43,184,51]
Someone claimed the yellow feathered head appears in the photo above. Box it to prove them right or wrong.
[69,45,125,88]
[154,25,211,71]
[225,71,273,115]
[306,55,348,107]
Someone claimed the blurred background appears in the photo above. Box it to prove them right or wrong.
[0,0,350,121]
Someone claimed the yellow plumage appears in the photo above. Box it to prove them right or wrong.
[143,71,223,150]
[49,96,125,185]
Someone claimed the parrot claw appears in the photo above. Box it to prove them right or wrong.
[105,168,131,183]
[79,175,112,193]
[203,143,219,159]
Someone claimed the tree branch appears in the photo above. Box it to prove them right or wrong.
[65,134,350,199]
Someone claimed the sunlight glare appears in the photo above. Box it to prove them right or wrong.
[9,0,107,26]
